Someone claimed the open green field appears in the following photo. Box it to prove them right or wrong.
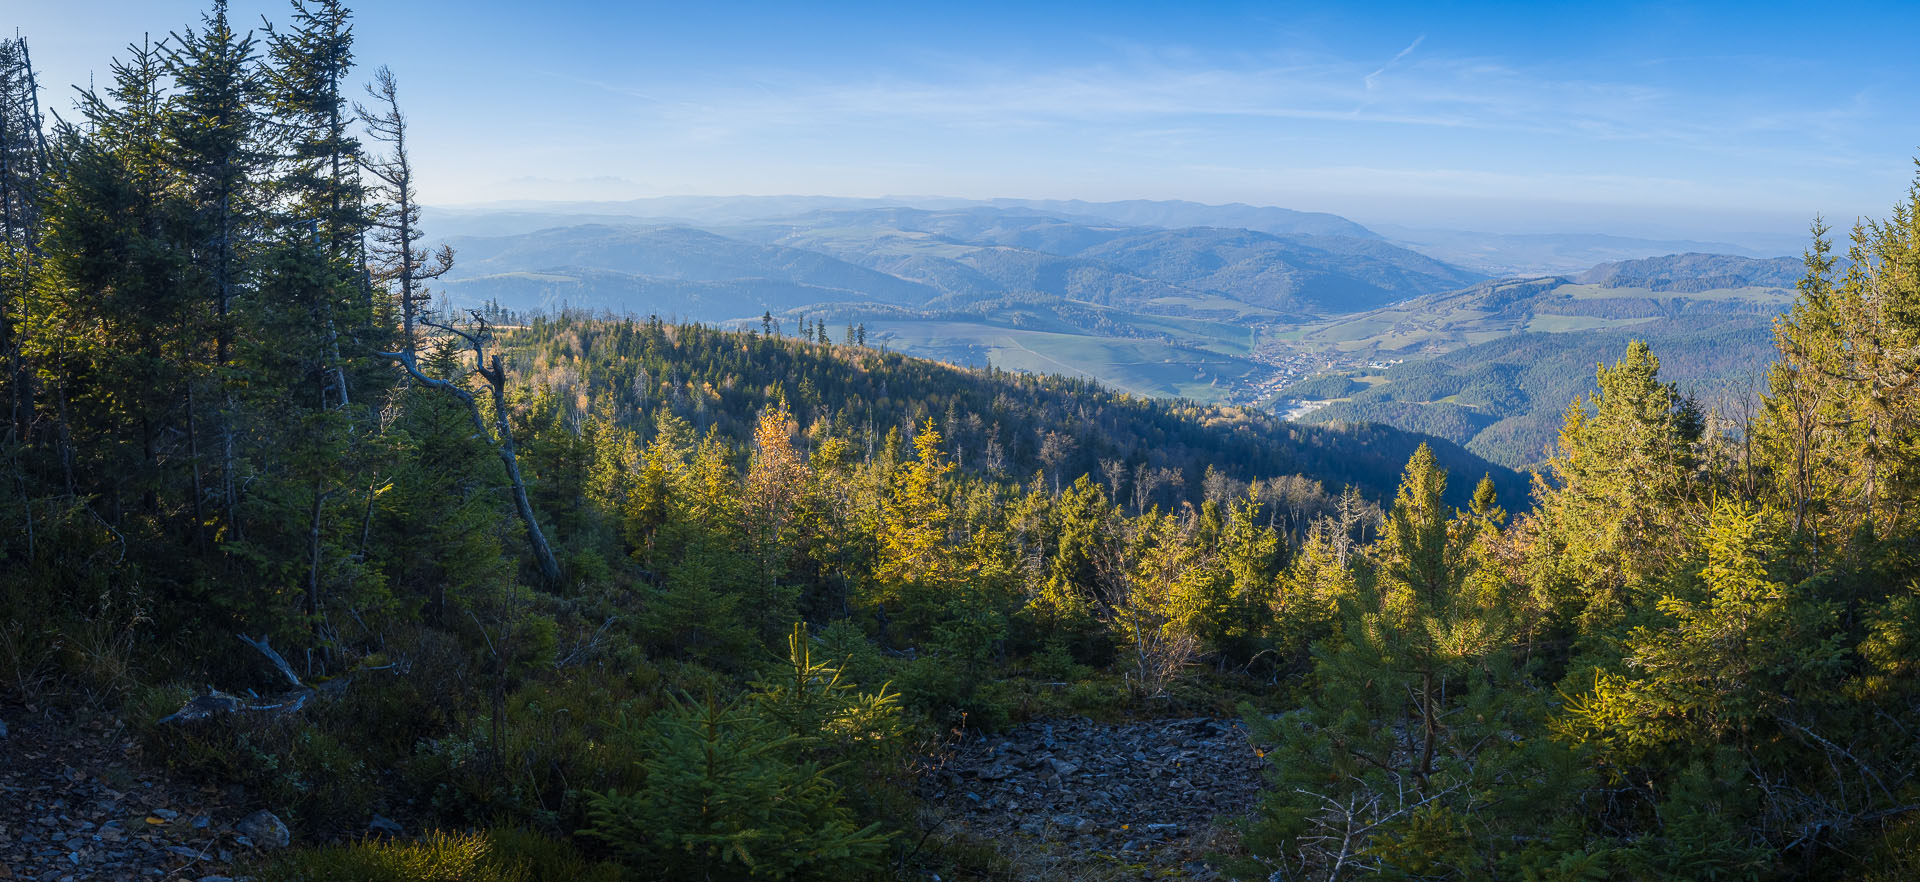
[1525,314,1660,333]
[1080,305,1260,355]
[1141,293,1288,320]
[868,318,1268,402]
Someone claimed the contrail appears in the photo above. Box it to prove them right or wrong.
[1365,34,1427,89]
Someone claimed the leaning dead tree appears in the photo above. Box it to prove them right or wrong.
[361,66,560,584]
[381,310,561,583]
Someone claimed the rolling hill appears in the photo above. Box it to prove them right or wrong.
[1265,254,1802,466]
[445,224,942,304]
[1571,252,1803,292]
[430,198,1807,445]
[1371,225,1807,276]
[431,204,1487,403]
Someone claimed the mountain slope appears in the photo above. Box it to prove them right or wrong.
[499,314,1529,509]
[1266,257,1799,466]
[446,224,943,305]
[1076,227,1483,313]
[1298,317,1776,466]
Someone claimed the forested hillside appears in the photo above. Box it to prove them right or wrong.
[1299,315,1777,465]
[492,312,1524,508]
[1573,252,1804,291]
[1277,266,1797,465]
[5,5,1920,882]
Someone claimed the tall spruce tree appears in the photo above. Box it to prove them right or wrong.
[0,37,47,448]
[1246,445,1586,881]
[165,0,265,539]
[35,37,193,535]
[1525,340,1704,654]
[264,0,364,268]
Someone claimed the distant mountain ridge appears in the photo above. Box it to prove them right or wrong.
[1573,252,1802,292]
[427,194,1813,427]
[979,198,1380,239]
[429,194,1384,241]
[441,208,1482,322]
[1372,225,1800,276]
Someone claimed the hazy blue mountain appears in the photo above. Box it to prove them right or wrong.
[729,208,1144,259]
[722,208,1478,314]
[437,204,1488,342]
[444,224,942,305]
[710,210,1217,315]
[427,195,1384,241]
[1074,227,1484,313]
[980,198,1380,239]
[1372,224,1795,276]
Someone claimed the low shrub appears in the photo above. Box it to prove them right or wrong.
[250,828,620,882]
[584,693,892,882]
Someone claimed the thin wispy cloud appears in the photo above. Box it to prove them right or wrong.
[575,47,1815,154]
[1364,34,1425,90]
[25,0,1892,231]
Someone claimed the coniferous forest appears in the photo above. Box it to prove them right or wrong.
[4,4,1920,881]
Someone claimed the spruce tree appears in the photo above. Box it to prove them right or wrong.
[1528,340,1703,652]
[1246,445,1586,880]
[264,0,365,267]
[165,1,266,538]
[0,37,47,446]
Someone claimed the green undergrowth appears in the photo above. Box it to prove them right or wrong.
[249,828,621,882]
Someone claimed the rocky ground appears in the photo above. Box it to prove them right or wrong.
[922,716,1269,880]
[2,697,1268,882]
[0,701,283,882]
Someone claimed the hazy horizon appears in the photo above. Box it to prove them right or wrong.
[419,192,1812,257]
[20,1,1920,245]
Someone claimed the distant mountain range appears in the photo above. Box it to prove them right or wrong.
[428,195,1377,240]
[1370,225,1804,276]
[977,198,1378,239]
[438,205,1483,322]
[428,196,1810,450]
[431,197,1804,277]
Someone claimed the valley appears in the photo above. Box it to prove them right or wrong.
[431,198,1805,461]
[12,2,1920,880]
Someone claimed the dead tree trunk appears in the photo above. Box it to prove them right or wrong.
[378,312,561,585]
[360,68,556,584]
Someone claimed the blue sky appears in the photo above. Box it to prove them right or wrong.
[18,1,1920,238]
